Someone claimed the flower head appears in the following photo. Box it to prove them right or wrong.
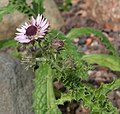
[15,14,49,43]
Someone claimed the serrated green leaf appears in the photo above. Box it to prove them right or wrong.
[9,0,35,17]
[91,79,120,114]
[56,81,119,113]
[82,54,120,71]
[0,39,18,49]
[56,92,73,105]
[33,62,61,114]
[97,78,120,95]
[32,0,44,16]
[0,39,21,57]
[48,29,88,80]
[67,27,118,56]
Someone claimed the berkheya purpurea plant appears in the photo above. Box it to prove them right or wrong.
[0,0,120,114]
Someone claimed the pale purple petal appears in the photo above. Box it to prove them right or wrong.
[41,23,49,31]
[39,32,45,36]
[18,39,31,43]
[34,37,39,40]
[22,25,28,29]
[37,15,43,26]
[15,33,24,35]
[15,35,26,40]
[39,15,43,24]
[16,28,26,33]
[40,29,47,33]
[38,35,44,38]
[15,35,30,43]
[31,16,36,25]
[41,19,47,27]
[25,22,29,26]
[15,36,23,39]
[39,18,45,26]
[36,14,40,26]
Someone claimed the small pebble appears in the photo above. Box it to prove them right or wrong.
[95,71,102,77]
[86,38,93,46]
[116,91,120,98]
[81,45,87,51]
[107,91,115,100]
[78,38,86,45]
[91,41,99,47]
[102,29,112,34]
[73,38,79,44]
[88,70,94,75]
[116,99,120,109]
[84,50,90,54]
[95,77,103,85]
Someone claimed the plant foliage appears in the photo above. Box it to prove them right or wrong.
[32,0,44,16]
[0,39,17,49]
[33,62,61,114]
[0,28,119,114]
[82,54,120,71]
[0,0,45,21]
[9,0,35,17]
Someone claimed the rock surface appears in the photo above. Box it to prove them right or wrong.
[0,0,64,39]
[0,52,34,114]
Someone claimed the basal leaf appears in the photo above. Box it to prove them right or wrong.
[33,62,61,114]
[67,27,118,56]
[82,54,120,71]
[0,39,18,49]
[0,39,21,57]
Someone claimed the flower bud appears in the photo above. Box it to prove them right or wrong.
[51,39,64,51]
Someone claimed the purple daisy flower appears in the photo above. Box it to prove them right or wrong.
[15,14,49,43]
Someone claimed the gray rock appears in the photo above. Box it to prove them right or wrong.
[44,0,65,29]
[0,52,34,114]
